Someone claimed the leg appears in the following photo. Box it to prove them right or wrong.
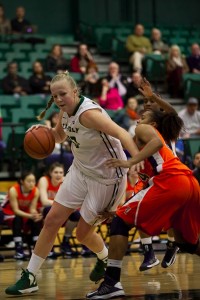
[174,229,200,256]
[12,216,26,260]
[5,202,74,296]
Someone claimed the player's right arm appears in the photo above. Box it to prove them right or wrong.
[37,177,54,207]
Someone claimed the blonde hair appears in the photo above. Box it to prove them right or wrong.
[37,71,81,120]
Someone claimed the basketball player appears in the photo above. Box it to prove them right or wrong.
[86,108,200,299]
[135,79,180,271]
[5,71,143,295]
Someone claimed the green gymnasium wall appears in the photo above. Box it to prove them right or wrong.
[1,0,200,34]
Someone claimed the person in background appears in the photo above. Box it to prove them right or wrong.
[126,24,152,73]
[178,97,200,138]
[97,78,124,111]
[125,72,142,105]
[186,43,200,74]
[115,97,139,131]
[0,4,11,35]
[2,171,42,260]
[11,6,30,34]
[45,44,68,73]
[70,43,94,74]
[29,61,52,94]
[44,111,74,174]
[166,45,189,98]
[150,28,169,55]
[37,162,81,258]
[106,62,128,101]
[0,206,5,262]
[193,152,200,184]
[2,61,31,95]
[83,62,99,97]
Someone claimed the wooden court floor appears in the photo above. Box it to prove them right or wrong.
[1,252,200,299]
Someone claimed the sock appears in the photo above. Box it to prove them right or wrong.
[27,253,45,275]
[105,260,122,282]
[141,237,152,244]
[96,244,108,262]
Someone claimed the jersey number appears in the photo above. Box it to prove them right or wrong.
[68,136,80,148]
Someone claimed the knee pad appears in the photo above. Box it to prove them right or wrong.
[110,215,130,237]
[176,241,199,254]
[69,210,81,222]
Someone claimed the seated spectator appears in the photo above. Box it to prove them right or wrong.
[186,43,200,74]
[0,4,11,34]
[83,62,99,97]
[105,62,128,100]
[193,152,200,184]
[166,45,189,98]
[29,61,52,94]
[44,111,74,173]
[125,71,142,104]
[11,6,30,34]
[150,28,169,55]
[0,206,4,261]
[70,43,94,74]
[97,78,124,111]
[2,62,31,95]
[178,97,200,138]
[2,171,42,260]
[45,44,68,73]
[126,24,152,73]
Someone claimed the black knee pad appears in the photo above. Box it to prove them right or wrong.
[176,241,199,254]
[69,210,81,222]
[110,215,130,237]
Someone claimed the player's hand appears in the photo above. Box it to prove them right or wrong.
[31,213,43,222]
[138,77,153,98]
[129,161,144,173]
[106,158,131,169]
[97,211,115,223]
[26,124,49,133]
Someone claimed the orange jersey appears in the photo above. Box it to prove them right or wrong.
[126,179,144,200]
[2,184,37,215]
[45,176,60,200]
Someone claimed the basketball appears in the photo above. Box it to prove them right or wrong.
[24,127,55,159]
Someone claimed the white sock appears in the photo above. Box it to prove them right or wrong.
[141,237,152,244]
[96,244,108,262]
[27,253,45,275]
[107,259,122,268]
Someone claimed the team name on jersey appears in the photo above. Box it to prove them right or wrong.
[62,123,79,133]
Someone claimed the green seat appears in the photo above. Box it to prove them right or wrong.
[144,54,167,84]
[12,108,35,123]
[0,95,21,109]
[183,74,200,101]
[29,52,47,63]
[70,72,83,82]
[169,37,187,46]
[20,95,47,112]
[11,43,33,53]
[5,52,27,63]
[20,62,33,74]
[45,35,75,45]
[34,44,51,53]
[183,138,200,160]
[112,38,129,63]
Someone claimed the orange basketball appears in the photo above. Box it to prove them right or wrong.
[24,127,55,159]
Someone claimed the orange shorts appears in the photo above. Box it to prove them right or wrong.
[117,173,200,244]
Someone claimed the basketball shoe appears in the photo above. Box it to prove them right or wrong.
[90,257,107,282]
[5,269,38,295]
[86,276,125,299]
[139,244,160,271]
[161,241,179,268]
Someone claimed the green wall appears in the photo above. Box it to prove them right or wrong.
[1,0,200,34]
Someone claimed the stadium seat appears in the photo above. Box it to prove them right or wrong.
[29,52,47,63]
[5,52,27,63]
[183,74,200,100]
[144,54,167,85]
[11,43,33,53]
[112,37,129,63]
[183,138,200,160]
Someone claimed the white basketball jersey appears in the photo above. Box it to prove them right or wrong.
[62,96,127,184]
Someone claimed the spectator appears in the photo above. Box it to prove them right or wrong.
[2,62,31,95]
[193,152,200,184]
[125,71,142,104]
[178,98,200,138]
[44,111,74,173]
[2,171,42,260]
[0,4,11,35]
[45,44,68,73]
[126,24,152,73]
[29,61,52,94]
[97,78,124,111]
[150,28,169,55]
[11,6,30,34]
[187,43,200,74]
[106,62,128,100]
[166,45,189,98]
[83,62,99,97]
[70,43,94,74]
